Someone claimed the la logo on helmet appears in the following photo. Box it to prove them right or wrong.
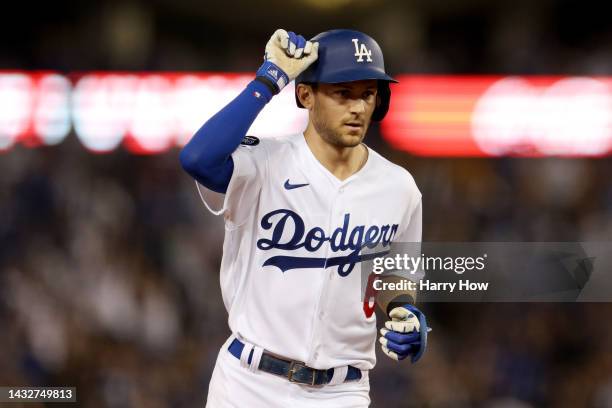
[351,38,372,62]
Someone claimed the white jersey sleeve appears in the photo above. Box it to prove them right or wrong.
[196,137,269,228]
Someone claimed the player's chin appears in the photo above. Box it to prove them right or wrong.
[340,128,366,146]
[338,135,362,147]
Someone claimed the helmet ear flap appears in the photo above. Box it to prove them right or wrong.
[372,81,391,122]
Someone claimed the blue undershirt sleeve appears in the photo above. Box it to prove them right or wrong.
[179,79,274,193]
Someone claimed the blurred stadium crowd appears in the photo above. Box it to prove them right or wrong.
[1,0,612,407]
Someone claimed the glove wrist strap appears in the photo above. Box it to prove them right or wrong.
[256,61,289,94]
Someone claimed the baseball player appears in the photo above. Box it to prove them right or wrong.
[180,29,429,407]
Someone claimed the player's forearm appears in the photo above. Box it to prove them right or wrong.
[376,274,417,315]
[179,79,273,192]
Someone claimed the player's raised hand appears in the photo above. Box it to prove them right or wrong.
[379,304,430,363]
[256,29,319,94]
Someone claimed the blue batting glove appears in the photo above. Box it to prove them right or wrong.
[379,304,430,363]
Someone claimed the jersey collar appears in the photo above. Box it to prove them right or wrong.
[297,133,374,189]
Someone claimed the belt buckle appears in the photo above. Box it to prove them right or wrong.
[287,361,317,386]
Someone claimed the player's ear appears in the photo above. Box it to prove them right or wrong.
[297,83,315,109]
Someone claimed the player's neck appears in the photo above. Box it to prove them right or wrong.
[303,126,368,181]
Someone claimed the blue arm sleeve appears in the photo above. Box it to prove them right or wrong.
[179,79,274,193]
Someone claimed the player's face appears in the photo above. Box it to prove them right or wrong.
[311,80,378,148]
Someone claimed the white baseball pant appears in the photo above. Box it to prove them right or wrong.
[205,336,371,408]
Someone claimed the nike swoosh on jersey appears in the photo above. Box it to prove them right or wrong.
[284,179,310,190]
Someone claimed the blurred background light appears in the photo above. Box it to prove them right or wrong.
[2,72,611,156]
[382,75,612,157]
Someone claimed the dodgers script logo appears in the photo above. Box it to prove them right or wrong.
[352,38,372,62]
[257,209,398,276]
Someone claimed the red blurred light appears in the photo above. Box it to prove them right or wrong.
[382,75,612,157]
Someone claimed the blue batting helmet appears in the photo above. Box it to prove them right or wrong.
[295,29,398,121]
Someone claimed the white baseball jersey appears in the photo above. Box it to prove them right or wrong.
[197,133,422,371]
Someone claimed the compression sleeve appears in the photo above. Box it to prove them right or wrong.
[179,79,274,193]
